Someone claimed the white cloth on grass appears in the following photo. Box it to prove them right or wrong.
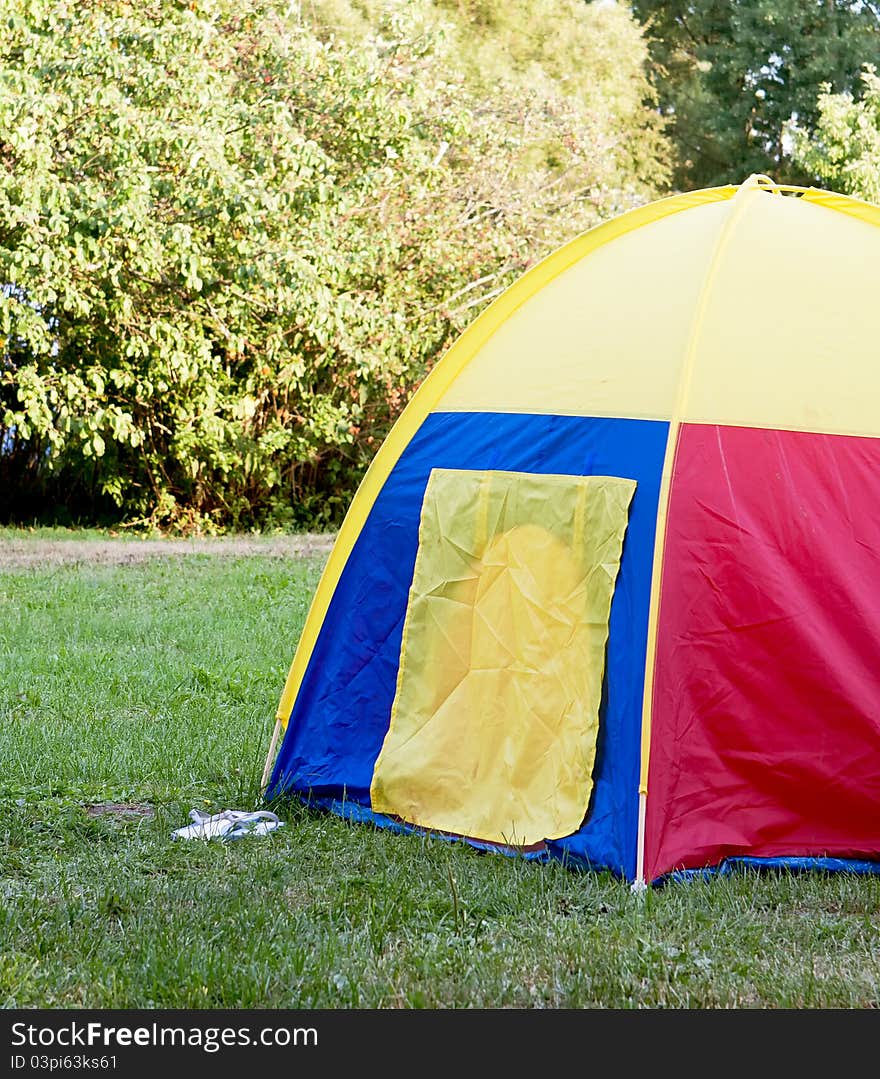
[172,808,283,840]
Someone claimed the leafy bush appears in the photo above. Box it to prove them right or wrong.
[790,66,880,205]
[0,0,669,530]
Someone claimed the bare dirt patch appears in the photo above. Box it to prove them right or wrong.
[0,534,335,569]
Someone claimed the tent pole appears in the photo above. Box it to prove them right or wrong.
[633,791,648,892]
[634,183,757,894]
[260,718,282,794]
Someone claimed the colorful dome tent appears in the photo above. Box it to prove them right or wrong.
[264,175,880,885]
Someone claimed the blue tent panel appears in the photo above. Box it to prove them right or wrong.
[268,411,668,878]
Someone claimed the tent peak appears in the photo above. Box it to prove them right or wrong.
[736,174,807,199]
[740,172,780,192]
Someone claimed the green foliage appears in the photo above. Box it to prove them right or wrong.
[423,0,671,209]
[791,67,880,203]
[0,0,669,530]
[633,0,880,190]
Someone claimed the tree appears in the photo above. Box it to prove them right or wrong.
[790,66,880,202]
[1,0,669,530]
[632,0,880,190]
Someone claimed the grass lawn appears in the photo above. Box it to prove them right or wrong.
[2,531,880,1008]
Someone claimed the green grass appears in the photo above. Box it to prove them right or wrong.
[0,524,137,541]
[2,544,880,1008]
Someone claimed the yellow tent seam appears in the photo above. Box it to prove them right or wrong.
[634,181,763,884]
[801,188,880,229]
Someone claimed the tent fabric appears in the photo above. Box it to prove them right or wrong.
[268,179,880,883]
[268,412,667,877]
[273,183,880,742]
[270,187,737,736]
[668,193,880,436]
[437,200,733,422]
[665,856,880,883]
[370,468,636,846]
[647,423,880,881]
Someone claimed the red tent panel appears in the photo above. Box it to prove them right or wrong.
[647,423,880,881]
